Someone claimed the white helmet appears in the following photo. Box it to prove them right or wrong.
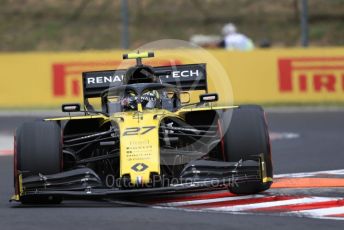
[222,23,237,36]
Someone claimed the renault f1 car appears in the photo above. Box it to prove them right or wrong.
[12,52,273,204]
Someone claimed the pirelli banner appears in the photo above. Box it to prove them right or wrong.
[0,48,343,108]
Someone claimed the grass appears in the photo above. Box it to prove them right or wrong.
[0,0,343,51]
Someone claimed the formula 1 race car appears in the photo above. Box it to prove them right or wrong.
[12,52,273,204]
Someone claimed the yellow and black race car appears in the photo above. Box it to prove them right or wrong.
[12,52,273,204]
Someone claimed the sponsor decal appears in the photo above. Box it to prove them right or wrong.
[278,57,344,93]
[52,60,180,97]
[84,64,204,87]
[86,75,124,85]
[159,64,206,83]
[166,69,200,79]
[131,163,149,172]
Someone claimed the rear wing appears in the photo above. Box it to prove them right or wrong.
[82,64,207,99]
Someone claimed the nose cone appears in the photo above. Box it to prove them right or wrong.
[118,112,161,185]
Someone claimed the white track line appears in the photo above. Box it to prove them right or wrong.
[204,197,338,212]
[288,206,344,218]
[0,135,13,153]
[313,216,344,221]
[269,132,300,141]
[158,194,265,207]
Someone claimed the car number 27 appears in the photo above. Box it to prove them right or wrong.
[123,126,156,136]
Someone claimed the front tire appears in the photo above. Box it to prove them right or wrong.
[222,105,273,195]
[15,121,63,204]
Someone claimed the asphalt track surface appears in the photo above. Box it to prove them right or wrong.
[0,109,344,230]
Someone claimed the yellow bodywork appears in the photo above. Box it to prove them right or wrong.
[124,52,153,59]
[114,109,162,184]
[45,104,236,186]
[11,103,272,200]
[113,104,236,184]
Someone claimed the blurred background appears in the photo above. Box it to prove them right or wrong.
[0,0,343,51]
[0,0,343,108]
[1,1,344,227]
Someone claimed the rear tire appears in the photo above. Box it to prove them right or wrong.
[222,105,273,195]
[15,121,63,204]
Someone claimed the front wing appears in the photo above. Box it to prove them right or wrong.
[12,154,270,201]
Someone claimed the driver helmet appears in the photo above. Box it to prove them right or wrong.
[141,90,160,109]
[120,92,138,110]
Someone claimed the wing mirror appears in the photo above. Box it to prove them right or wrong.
[200,93,218,103]
[62,103,81,112]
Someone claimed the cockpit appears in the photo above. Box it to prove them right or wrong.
[101,83,181,114]
[81,51,207,115]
